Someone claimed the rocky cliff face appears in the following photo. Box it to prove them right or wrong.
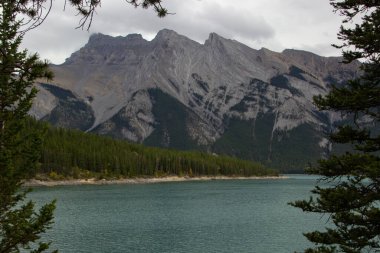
[31,29,360,171]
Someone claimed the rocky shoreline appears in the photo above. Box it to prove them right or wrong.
[24,175,287,187]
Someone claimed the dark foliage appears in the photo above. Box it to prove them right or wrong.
[1,1,168,252]
[32,119,278,179]
[291,1,380,252]
[0,2,56,252]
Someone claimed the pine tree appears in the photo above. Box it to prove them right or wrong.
[291,1,380,252]
[0,1,167,252]
[0,1,57,252]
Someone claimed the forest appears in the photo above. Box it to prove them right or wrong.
[30,120,277,179]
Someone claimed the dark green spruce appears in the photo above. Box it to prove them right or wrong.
[1,0,167,250]
[1,1,168,252]
[33,120,277,179]
[0,1,56,252]
[291,1,380,252]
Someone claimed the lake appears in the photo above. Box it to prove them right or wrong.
[29,175,327,253]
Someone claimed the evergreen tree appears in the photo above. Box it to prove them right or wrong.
[0,1,166,252]
[0,1,56,252]
[291,1,380,252]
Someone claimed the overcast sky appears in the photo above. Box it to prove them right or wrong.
[22,0,345,64]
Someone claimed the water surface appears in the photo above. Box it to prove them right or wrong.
[30,175,327,253]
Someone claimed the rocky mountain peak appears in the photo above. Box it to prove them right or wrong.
[151,29,201,61]
[63,32,148,65]
[207,32,221,40]
[282,48,360,82]
[88,32,109,41]
[125,33,144,40]
[153,29,182,41]
[86,32,146,47]
[204,32,227,46]
[34,29,361,172]
[282,49,331,69]
[87,33,120,46]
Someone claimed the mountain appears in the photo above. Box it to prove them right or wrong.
[30,29,360,172]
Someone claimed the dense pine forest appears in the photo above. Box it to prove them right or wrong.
[30,120,277,179]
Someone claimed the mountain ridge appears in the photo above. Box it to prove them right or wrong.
[31,29,360,171]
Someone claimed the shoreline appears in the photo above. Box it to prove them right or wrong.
[24,175,288,187]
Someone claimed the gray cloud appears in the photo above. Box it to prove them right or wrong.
[21,0,343,64]
[22,3,89,64]
[298,43,342,58]
[87,0,275,43]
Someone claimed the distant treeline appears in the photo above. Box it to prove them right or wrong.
[29,120,277,179]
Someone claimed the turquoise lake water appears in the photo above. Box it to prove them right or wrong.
[29,175,328,253]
